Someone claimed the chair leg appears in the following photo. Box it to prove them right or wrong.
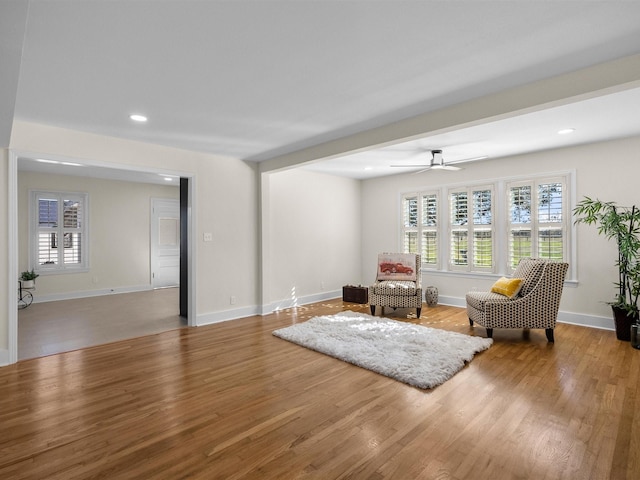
[370,305,375,315]
[417,307,421,318]
[486,328,493,338]
[469,318,474,326]
[545,328,555,343]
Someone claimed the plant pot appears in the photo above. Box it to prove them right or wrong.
[21,280,35,289]
[612,305,636,341]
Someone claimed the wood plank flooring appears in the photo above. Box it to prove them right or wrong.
[2,300,639,479]
[17,288,184,360]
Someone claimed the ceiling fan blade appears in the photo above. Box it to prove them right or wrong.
[390,148,476,171]
[434,165,462,171]
[447,155,488,165]
[389,164,431,168]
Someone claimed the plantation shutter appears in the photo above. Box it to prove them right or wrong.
[449,187,494,272]
[400,173,570,276]
[537,182,564,260]
[508,184,532,269]
[62,198,83,265]
[401,192,439,268]
[37,196,59,266]
[421,194,438,265]
[33,191,88,272]
[402,195,419,254]
[450,191,468,267]
[472,189,492,268]
[507,178,566,272]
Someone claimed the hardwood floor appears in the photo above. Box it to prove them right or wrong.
[1,300,639,479]
[17,288,184,360]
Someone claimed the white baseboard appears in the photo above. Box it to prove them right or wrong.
[261,290,342,315]
[196,290,343,326]
[439,295,614,331]
[31,284,153,303]
[196,305,261,326]
[556,311,614,331]
[198,292,614,332]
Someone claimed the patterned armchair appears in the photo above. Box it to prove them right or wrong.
[369,253,422,318]
[465,258,568,342]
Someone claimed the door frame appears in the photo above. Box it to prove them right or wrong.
[6,150,197,365]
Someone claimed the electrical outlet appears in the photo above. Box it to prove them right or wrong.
[203,232,213,242]
[230,296,236,305]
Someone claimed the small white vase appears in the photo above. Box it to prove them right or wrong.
[21,280,35,289]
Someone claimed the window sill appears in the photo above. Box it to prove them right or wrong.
[421,268,578,288]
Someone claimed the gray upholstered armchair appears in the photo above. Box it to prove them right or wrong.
[369,253,422,318]
[465,258,568,342]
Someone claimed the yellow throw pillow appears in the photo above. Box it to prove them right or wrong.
[490,277,524,299]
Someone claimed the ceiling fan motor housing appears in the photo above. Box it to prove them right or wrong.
[431,150,443,165]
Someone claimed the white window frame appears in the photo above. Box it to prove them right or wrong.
[29,190,90,274]
[398,171,574,279]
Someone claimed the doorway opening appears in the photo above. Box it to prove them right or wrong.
[9,153,194,362]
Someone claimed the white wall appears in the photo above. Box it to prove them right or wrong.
[266,169,361,309]
[3,120,637,362]
[361,135,640,329]
[17,170,179,299]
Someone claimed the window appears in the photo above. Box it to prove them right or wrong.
[401,192,439,268]
[449,186,494,272]
[398,172,571,275]
[507,178,566,271]
[31,191,88,272]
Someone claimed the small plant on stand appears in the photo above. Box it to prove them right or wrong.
[20,269,39,289]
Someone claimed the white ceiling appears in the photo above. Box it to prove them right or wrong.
[304,86,640,178]
[4,1,640,181]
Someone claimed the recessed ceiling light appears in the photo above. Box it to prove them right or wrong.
[129,114,148,122]
[557,128,575,135]
[364,166,373,171]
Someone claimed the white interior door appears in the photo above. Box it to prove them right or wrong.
[151,198,180,288]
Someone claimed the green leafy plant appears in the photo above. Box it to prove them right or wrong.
[573,197,640,318]
[20,269,39,281]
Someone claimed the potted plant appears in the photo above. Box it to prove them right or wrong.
[573,197,640,341]
[20,269,39,289]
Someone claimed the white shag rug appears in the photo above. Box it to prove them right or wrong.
[272,310,493,389]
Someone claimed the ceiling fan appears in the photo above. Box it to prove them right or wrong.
[390,149,484,173]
